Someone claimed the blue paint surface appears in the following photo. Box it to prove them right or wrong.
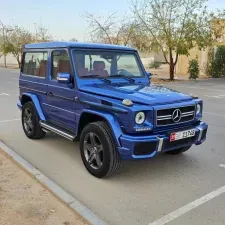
[24,41,134,51]
[20,93,46,121]
[18,44,208,160]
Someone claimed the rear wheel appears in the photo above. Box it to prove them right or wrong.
[22,102,46,139]
[80,121,121,178]
[165,146,192,155]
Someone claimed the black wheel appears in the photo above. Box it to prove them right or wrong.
[165,145,192,155]
[22,102,46,139]
[80,121,121,178]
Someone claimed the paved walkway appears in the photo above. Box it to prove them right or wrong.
[0,149,88,225]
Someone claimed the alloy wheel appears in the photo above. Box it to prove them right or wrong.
[23,108,33,134]
[83,132,104,169]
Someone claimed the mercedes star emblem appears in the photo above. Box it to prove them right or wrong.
[172,109,182,122]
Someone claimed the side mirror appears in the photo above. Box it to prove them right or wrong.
[57,73,71,84]
[146,72,152,80]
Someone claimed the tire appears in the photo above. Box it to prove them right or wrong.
[165,145,192,155]
[80,121,121,178]
[22,102,46,139]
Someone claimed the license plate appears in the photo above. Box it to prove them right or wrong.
[170,129,195,142]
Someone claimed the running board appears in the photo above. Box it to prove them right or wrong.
[40,121,76,141]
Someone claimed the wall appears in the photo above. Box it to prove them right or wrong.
[140,51,167,69]
[177,19,225,76]
[0,53,18,67]
[176,48,209,76]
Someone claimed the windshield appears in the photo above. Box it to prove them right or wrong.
[72,50,144,78]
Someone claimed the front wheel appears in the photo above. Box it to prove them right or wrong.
[165,146,192,155]
[80,121,121,178]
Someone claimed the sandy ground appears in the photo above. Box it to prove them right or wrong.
[0,149,88,225]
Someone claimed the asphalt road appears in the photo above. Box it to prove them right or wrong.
[1,67,225,225]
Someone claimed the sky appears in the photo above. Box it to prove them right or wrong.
[0,0,224,41]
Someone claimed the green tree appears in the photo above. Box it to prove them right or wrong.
[0,36,7,58]
[132,0,225,80]
[204,47,214,77]
[211,46,225,77]
[0,34,5,58]
[129,26,156,52]
[5,26,33,68]
[0,22,13,67]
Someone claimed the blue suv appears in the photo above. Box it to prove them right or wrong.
[18,42,208,178]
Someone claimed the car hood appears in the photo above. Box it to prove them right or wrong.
[79,83,193,105]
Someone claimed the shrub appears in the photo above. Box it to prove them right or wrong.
[188,58,199,80]
[211,46,225,78]
[148,61,162,69]
[204,47,214,77]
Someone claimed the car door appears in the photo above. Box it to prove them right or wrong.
[20,50,49,117]
[44,49,78,132]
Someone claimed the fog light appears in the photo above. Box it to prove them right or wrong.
[136,127,152,132]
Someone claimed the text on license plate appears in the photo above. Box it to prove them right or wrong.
[170,129,195,142]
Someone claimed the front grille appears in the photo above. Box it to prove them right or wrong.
[157,105,195,127]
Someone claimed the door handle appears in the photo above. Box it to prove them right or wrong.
[74,97,79,102]
[48,92,53,96]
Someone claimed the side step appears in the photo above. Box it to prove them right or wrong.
[40,121,76,141]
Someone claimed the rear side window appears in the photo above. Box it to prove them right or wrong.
[22,52,48,78]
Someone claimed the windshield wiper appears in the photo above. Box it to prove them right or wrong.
[110,74,135,83]
[81,74,111,84]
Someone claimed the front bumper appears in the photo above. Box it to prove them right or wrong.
[118,122,208,160]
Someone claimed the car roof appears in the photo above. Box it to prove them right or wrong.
[24,41,135,51]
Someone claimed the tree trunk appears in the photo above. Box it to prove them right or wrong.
[16,56,21,68]
[169,64,175,81]
[169,50,175,80]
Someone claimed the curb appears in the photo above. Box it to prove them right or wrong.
[0,140,108,225]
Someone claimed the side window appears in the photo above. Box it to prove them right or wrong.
[52,50,70,80]
[22,52,48,77]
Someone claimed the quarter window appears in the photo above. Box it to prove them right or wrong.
[22,52,48,77]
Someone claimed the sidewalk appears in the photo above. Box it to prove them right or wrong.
[0,149,88,225]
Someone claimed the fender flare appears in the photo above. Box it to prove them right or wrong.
[80,109,123,147]
[21,93,46,121]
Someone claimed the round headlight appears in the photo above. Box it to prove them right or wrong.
[135,112,145,124]
[196,104,201,115]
